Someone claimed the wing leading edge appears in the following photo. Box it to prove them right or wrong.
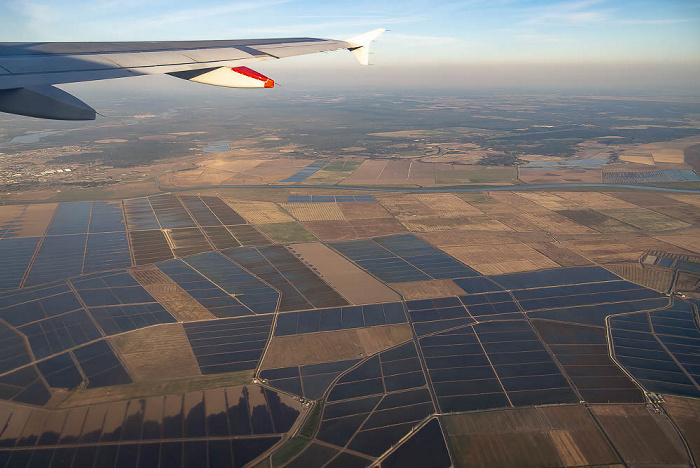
[0,28,385,120]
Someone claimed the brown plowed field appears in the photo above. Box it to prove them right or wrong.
[287,242,400,304]
[445,405,620,468]
[653,228,700,254]
[662,395,700,462]
[555,209,637,233]
[519,167,602,184]
[399,215,510,232]
[605,263,674,292]
[260,324,413,369]
[338,202,394,220]
[516,192,581,210]
[590,404,690,466]
[389,279,466,300]
[110,323,202,381]
[131,267,215,321]
[554,192,639,209]
[528,242,593,267]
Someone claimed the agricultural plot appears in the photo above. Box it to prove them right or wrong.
[71,271,176,335]
[406,297,476,337]
[260,358,360,399]
[663,396,700,462]
[287,194,376,203]
[0,237,40,291]
[124,197,161,230]
[604,169,700,183]
[302,218,407,242]
[316,343,435,458]
[280,160,328,183]
[131,267,215,321]
[274,303,407,336]
[159,256,266,316]
[223,245,347,311]
[225,224,271,246]
[611,192,700,224]
[330,234,479,284]
[0,203,57,239]
[518,167,602,184]
[261,324,413,369]
[440,244,560,275]
[287,242,400,304]
[184,315,274,374]
[223,200,294,224]
[389,279,467,300]
[302,160,363,185]
[444,405,622,468]
[532,320,644,403]
[605,263,675,292]
[590,404,692,466]
[23,234,87,285]
[164,227,213,257]
[653,227,700,254]
[129,229,174,266]
[148,194,196,229]
[610,311,700,397]
[256,221,317,243]
[110,324,202,381]
[337,201,393,219]
[282,202,345,221]
[600,207,691,231]
[554,208,637,233]
[0,384,298,468]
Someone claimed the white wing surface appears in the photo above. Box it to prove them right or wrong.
[0,29,385,120]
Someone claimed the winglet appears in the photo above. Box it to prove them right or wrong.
[346,28,386,65]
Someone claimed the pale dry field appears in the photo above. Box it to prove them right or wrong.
[223,200,294,224]
[287,242,401,304]
[441,243,560,275]
[554,192,639,209]
[663,193,700,208]
[518,168,602,184]
[0,203,57,237]
[338,202,393,220]
[413,193,485,217]
[282,202,346,221]
[389,279,467,300]
[515,192,580,210]
[652,228,700,254]
[110,323,202,381]
[260,324,413,368]
[131,267,215,321]
[398,215,511,232]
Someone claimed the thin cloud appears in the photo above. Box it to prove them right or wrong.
[523,0,614,25]
[619,17,700,24]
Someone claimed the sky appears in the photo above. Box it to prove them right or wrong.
[1,0,699,91]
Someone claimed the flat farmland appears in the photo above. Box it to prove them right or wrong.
[590,405,690,466]
[652,228,700,254]
[340,160,450,186]
[516,211,598,234]
[260,324,413,368]
[418,230,522,247]
[338,201,393,219]
[0,203,57,237]
[516,192,581,210]
[414,193,487,217]
[131,267,215,321]
[435,166,516,185]
[389,279,467,300]
[224,200,294,224]
[242,158,315,184]
[554,192,639,209]
[110,323,202,381]
[304,160,362,185]
[605,263,674,292]
[555,209,637,233]
[663,396,700,462]
[664,193,700,208]
[610,192,700,224]
[398,215,511,232]
[519,167,602,184]
[257,221,317,243]
[441,243,560,275]
[287,242,400,304]
[444,405,621,468]
[303,218,407,241]
[527,242,593,267]
[599,208,691,231]
[282,202,346,221]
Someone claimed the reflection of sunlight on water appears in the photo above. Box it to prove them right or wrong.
[11,131,60,144]
[204,140,232,153]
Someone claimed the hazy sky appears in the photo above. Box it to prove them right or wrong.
[1,0,699,91]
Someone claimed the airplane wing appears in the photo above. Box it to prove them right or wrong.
[0,29,385,121]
